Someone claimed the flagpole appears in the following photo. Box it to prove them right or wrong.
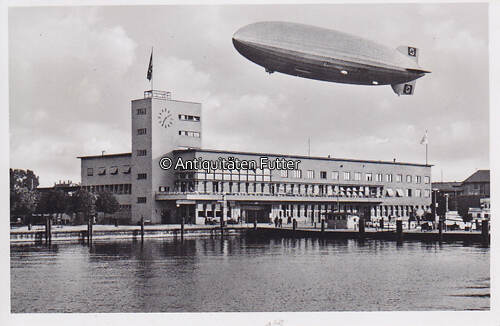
[425,143,428,165]
[151,46,154,91]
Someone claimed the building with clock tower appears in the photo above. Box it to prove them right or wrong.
[79,89,431,227]
[131,90,202,223]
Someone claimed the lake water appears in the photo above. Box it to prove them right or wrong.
[10,236,489,312]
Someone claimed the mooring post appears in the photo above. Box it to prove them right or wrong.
[481,220,489,242]
[359,218,365,237]
[140,216,145,241]
[292,218,297,231]
[44,217,48,243]
[253,217,257,230]
[396,220,403,239]
[181,216,185,240]
[220,214,224,236]
[321,219,325,233]
[438,220,443,241]
[87,218,91,244]
[48,217,52,243]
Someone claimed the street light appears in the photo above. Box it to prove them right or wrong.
[433,188,439,224]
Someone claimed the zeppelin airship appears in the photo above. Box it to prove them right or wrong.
[232,21,431,95]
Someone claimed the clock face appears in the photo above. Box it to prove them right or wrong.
[157,108,174,128]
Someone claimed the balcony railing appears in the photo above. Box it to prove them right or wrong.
[144,90,171,100]
[156,190,384,199]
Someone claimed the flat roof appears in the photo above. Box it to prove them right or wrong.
[173,148,432,168]
[77,152,131,159]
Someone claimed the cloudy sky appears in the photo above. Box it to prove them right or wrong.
[9,3,489,187]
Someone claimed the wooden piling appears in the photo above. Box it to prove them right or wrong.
[481,220,489,242]
[48,218,52,243]
[141,216,145,241]
[181,216,185,240]
[321,220,325,233]
[396,220,402,239]
[44,217,49,244]
[359,218,365,237]
[292,219,297,231]
[438,220,443,241]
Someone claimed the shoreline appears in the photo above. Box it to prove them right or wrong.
[10,223,490,245]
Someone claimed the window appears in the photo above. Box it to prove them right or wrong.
[386,174,393,182]
[178,114,201,121]
[331,171,339,180]
[344,172,350,181]
[424,189,430,197]
[87,168,94,176]
[137,173,147,180]
[307,170,314,179]
[424,176,430,184]
[415,176,422,183]
[136,108,146,115]
[98,167,106,175]
[137,197,147,203]
[366,173,373,181]
[122,166,131,174]
[137,128,147,135]
[396,174,403,182]
[415,189,422,197]
[291,170,302,179]
[407,189,412,197]
[178,130,201,138]
[137,149,147,156]
[110,166,118,175]
[320,171,327,179]
[406,175,412,183]
[280,170,288,178]
[354,172,361,181]
[375,173,383,182]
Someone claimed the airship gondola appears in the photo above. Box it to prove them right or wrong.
[232,21,430,95]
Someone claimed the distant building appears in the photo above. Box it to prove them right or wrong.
[78,90,432,224]
[37,180,80,194]
[431,181,463,196]
[462,170,490,196]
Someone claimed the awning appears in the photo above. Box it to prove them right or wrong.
[98,167,106,175]
[396,189,405,197]
[110,167,118,174]
[386,188,395,197]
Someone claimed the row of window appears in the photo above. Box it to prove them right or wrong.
[87,166,131,176]
[174,180,430,198]
[178,130,201,138]
[179,114,200,121]
[82,184,132,195]
[281,170,430,184]
[137,149,147,156]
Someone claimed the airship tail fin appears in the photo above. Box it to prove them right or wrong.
[397,46,419,64]
[391,80,416,96]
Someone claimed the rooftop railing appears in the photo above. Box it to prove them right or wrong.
[144,90,171,100]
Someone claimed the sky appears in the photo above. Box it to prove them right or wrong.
[8,3,489,187]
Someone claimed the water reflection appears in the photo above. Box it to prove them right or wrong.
[11,237,489,313]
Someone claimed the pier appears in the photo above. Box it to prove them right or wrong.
[10,223,489,244]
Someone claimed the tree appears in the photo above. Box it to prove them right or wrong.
[95,190,120,221]
[10,169,40,223]
[37,189,70,222]
[70,189,96,224]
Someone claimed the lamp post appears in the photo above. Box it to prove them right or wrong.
[433,189,439,224]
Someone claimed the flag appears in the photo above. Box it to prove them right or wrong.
[420,130,428,145]
[147,50,153,81]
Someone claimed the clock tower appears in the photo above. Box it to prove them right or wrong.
[130,90,202,223]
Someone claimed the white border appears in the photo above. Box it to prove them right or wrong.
[1,1,498,325]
